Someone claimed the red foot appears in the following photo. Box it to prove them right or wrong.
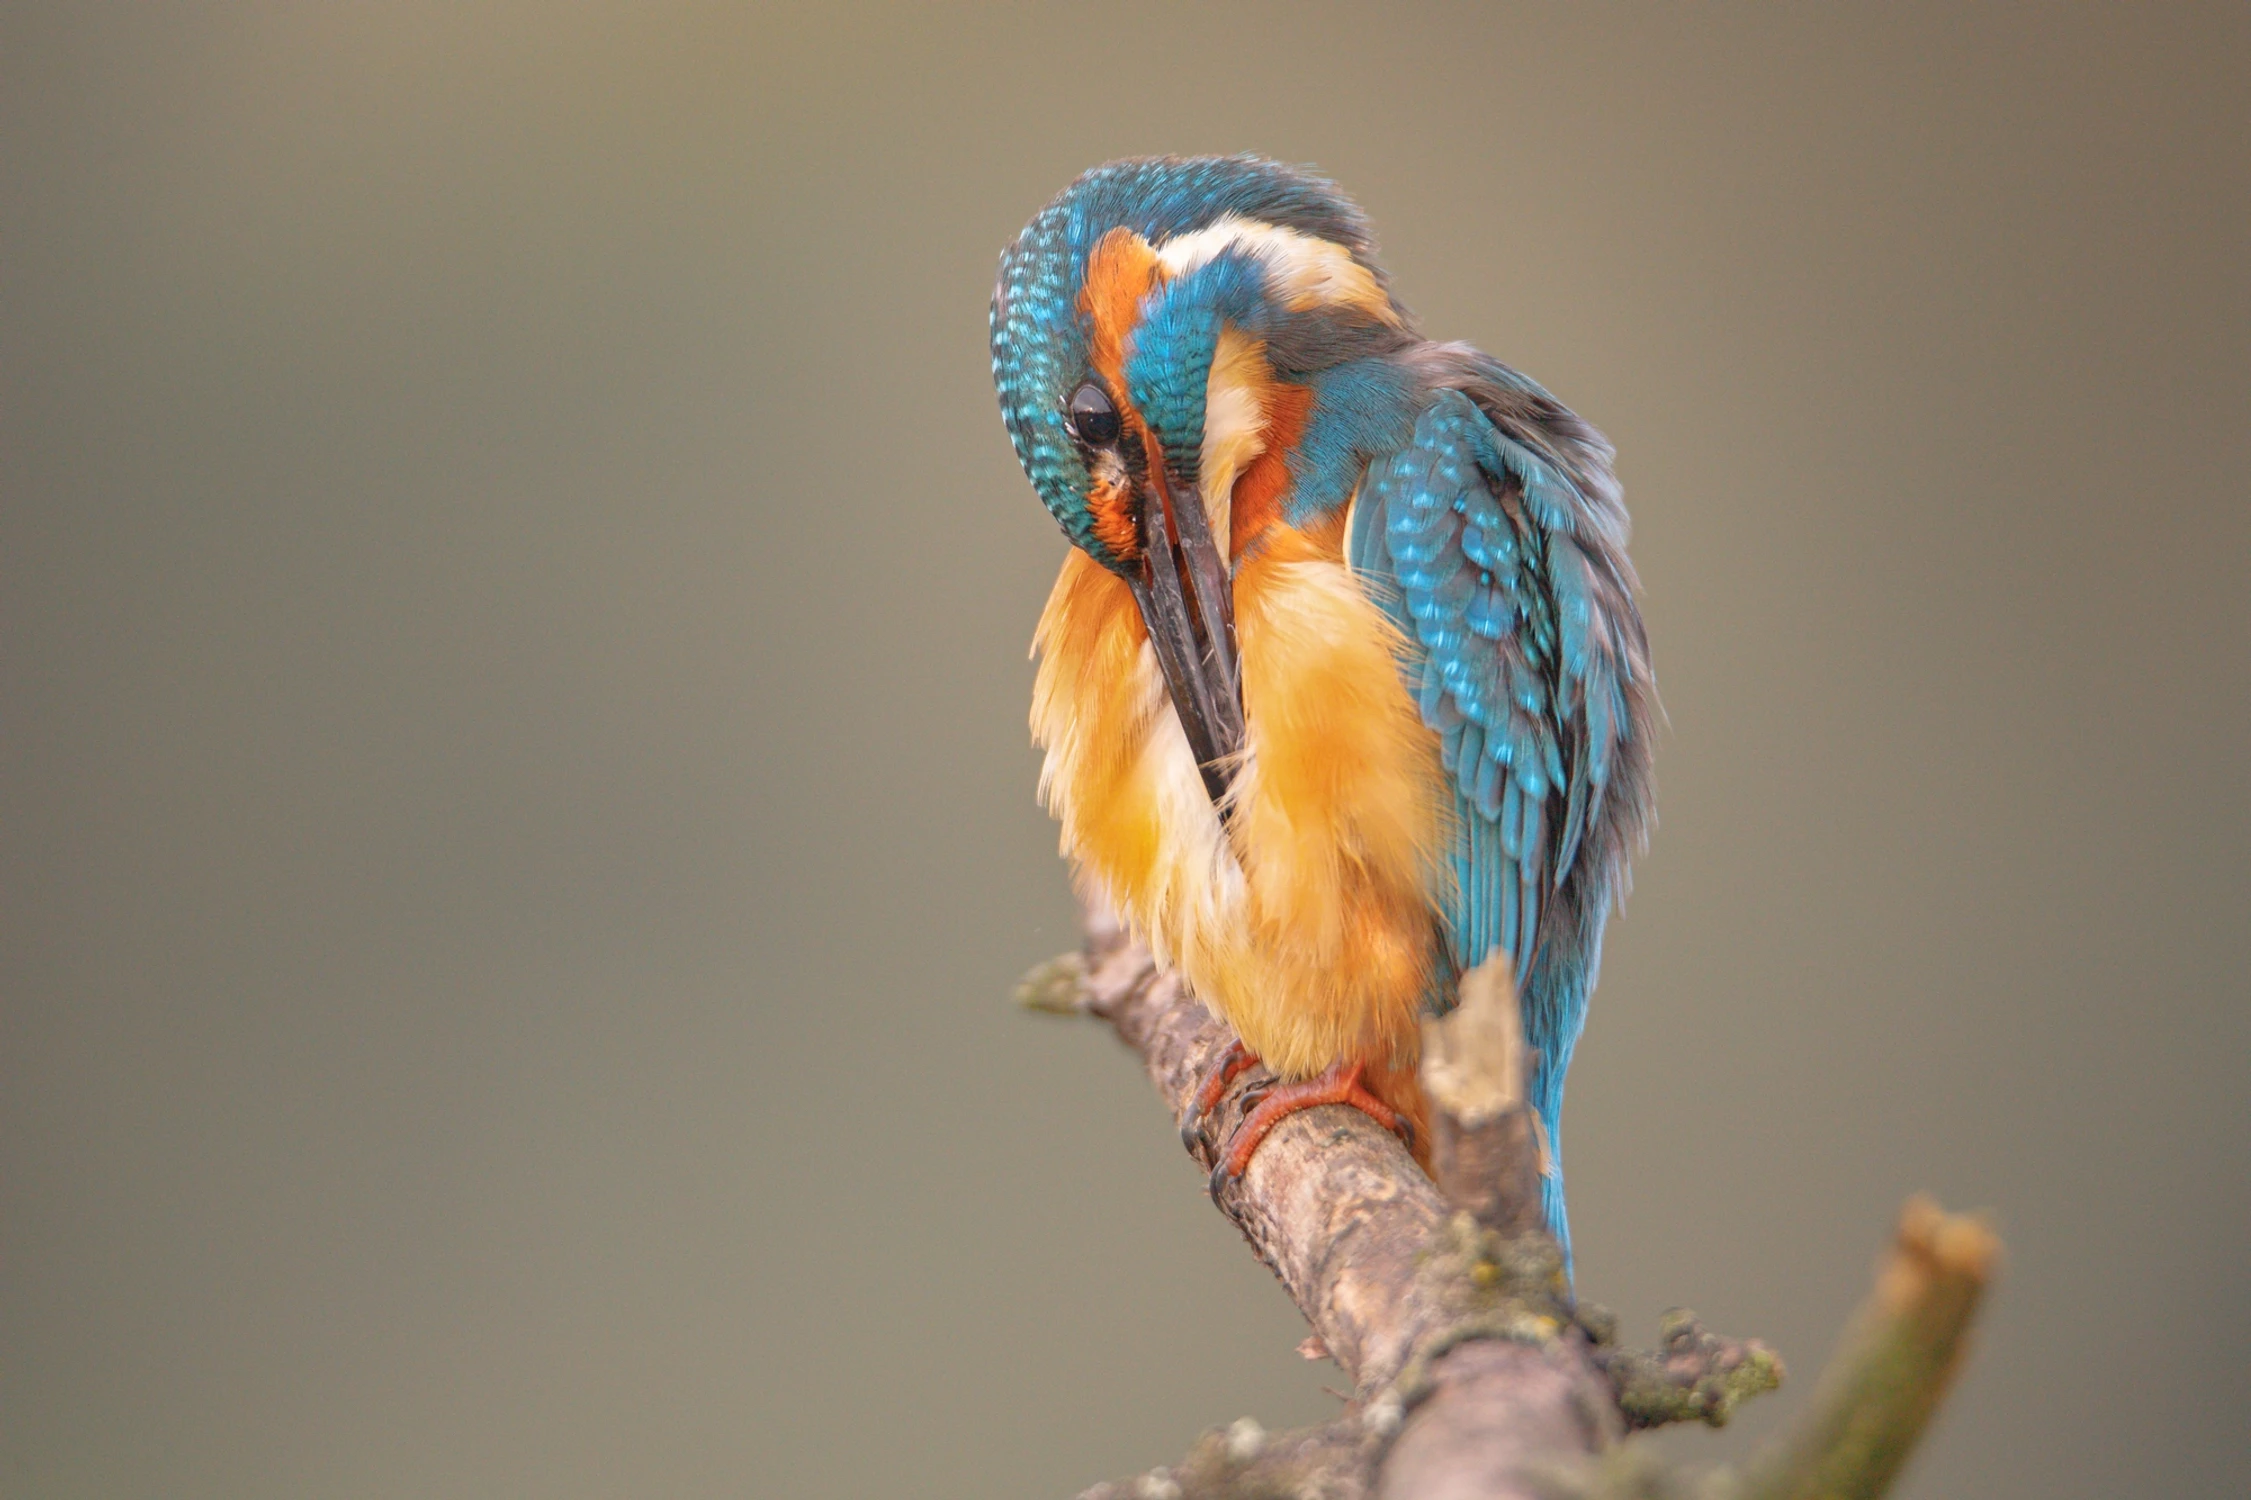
[1210,1061,1410,1196]
[1180,1040,1262,1147]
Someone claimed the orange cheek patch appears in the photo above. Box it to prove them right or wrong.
[1079,228,1173,565]
[1229,379,1314,560]
[1086,473,1140,562]
[1080,228,1163,396]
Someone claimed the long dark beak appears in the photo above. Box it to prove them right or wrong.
[1125,464,1244,813]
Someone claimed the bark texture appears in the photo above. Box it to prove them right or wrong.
[1018,909,1998,1500]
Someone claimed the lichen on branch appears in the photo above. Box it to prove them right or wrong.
[1020,911,1998,1500]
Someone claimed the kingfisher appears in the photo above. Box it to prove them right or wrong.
[990,155,1655,1261]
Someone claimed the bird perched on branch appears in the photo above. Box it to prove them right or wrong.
[990,156,1654,1262]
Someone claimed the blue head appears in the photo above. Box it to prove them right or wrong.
[990,155,1413,569]
[989,156,1418,802]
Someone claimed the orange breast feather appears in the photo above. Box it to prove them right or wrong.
[1032,522,1448,1119]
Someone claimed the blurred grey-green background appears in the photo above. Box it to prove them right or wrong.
[5,5,2246,1497]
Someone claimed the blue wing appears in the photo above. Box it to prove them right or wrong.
[1347,385,1653,1257]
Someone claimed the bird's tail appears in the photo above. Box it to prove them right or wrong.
[1529,975,1580,1276]
[1538,1114,1571,1274]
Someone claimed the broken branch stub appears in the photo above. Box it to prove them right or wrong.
[1421,954,1548,1237]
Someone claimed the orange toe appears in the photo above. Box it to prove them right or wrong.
[1213,1060,1409,1187]
[1181,1039,1262,1148]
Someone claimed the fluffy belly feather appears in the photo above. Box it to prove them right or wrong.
[1031,526,1449,1083]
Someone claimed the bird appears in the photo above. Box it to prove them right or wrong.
[988,155,1655,1264]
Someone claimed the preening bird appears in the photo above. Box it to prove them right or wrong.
[990,156,1655,1262]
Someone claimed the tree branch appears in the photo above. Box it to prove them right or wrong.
[1732,1196,2000,1500]
[1019,909,1997,1500]
[1590,1309,1785,1432]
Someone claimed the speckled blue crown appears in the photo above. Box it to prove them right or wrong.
[988,155,1380,565]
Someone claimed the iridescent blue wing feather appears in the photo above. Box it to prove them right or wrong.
[1348,382,1653,1257]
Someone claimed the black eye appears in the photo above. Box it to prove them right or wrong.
[1067,382,1120,446]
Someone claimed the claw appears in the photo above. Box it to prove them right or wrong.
[1208,1158,1234,1203]
[1179,1039,1261,1147]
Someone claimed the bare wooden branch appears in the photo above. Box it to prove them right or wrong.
[1024,910,1997,1500]
[1733,1197,2000,1500]
[1068,906,1508,1398]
